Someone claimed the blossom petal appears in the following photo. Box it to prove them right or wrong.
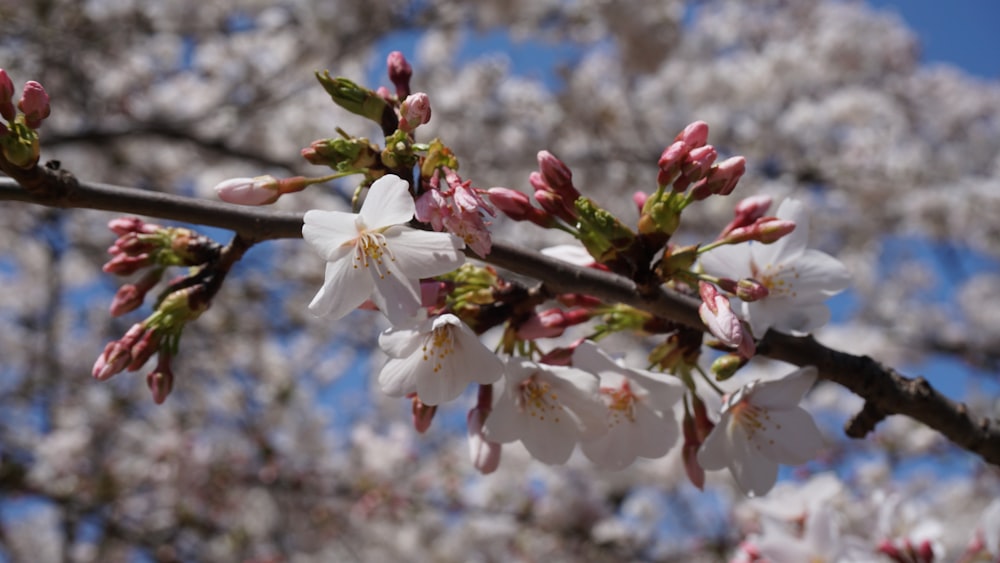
[359,174,416,229]
[378,321,429,358]
[303,209,360,261]
[727,423,780,497]
[757,198,809,264]
[378,356,422,397]
[753,407,824,465]
[785,249,852,297]
[386,228,466,278]
[769,303,831,336]
[696,415,732,471]
[370,270,422,325]
[519,418,578,465]
[634,404,678,458]
[753,366,817,408]
[451,326,504,385]
[307,260,371,319]
[698,243,753,279]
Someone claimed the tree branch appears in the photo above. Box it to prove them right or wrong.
[2,167,999,466]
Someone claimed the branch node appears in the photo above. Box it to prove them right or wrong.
[845,400,887,438]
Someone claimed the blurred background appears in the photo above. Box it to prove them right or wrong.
[1,0,999,560]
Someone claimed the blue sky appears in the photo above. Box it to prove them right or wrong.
[867,1,1000,79]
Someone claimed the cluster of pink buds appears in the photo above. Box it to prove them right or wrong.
[487,150,582,228]
[415,167,495,256]
[0,69,51,168]
[515,307,592,340]
[103,217,221,279]
[657,121,745,198]
[877,538,938,563]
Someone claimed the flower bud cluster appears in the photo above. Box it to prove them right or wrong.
[0,69,50,168]
[415,167,494,256]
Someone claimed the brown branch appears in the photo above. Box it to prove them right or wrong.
[2,168,999,466]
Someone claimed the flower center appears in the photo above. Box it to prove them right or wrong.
[421,325,456,373]
[730,398,780,449]
[601,381,638,425]
[515,374,562,423]
[750,259,798,299]
[352,230,396,278]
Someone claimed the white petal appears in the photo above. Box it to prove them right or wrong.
[581,423,637,470]
[358,174,416,228]
[754,407,824,465]
[377,356,421,397]
[786,249,852,296]
[370,268,422,325]
[753,367,818,408]
[726,423,780,497]
[696,415,733,471]
[698,243,753,279]
[451,328,504,385]
[770,303,831,336]
[307,260,372,320]
[414,365,465,406]
[378,321,430,358]
[387,228,466,278]
[303,210,360,261]
[519,418,578,465]
[634,404,678,458]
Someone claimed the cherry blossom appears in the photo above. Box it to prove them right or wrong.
[697,366,824,497]
[571,340,684,470]
[377,313,503,405]
[483,357,606,465]
[699,199,851,337]
[302,174,466,325]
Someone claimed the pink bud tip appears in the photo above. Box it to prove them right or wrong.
[387,51,413,98]
[674,120,709,148]
[213,175,281,206]
[0,69,14,121]
[18,80,50,128]
[399,92,431,132]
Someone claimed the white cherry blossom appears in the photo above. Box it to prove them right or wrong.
[302,174,466,325]
[572,340,684,470]
[699,199,851,337]
[377,313,503,405]
[697,366,824,497]
[483,357,606,465]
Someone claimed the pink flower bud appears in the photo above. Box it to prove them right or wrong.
[657,140,689,185]
[722,217,796,245]
[411,395,437,433]
[488,187,547,224]
[632,190,648,212]
[537,150,580,202]
[698,281,744,348]
[399,92,431,132]
[0,69,15,121]
[681,409,706,490]
[533,188,576,224]
[108,217,159,236]
[102,253,153,276]
[707,156,746,196]
[674,120,709,148]
[213,175,281,206]
[17,80,50,129]
[467,406,502,475]
[679,145,718,185]
[387,51,412,98]
[721,194,773,237]
[146,353,174,404]
[516,308,568,340]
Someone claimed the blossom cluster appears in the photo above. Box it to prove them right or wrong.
[134,52,851,496]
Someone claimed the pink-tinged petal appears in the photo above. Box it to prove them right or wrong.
[752,366,818,408]
[385,228,466,278]
[742,299,783,337]
[481,389,524,444]
[698,244,754,279]
[369,269,422,325]
[696,415,732,471]
[581,423,638,470]
[359,174,416,228]
[308,260,371,319]
[753,407,824,466]
[302,210,360,261]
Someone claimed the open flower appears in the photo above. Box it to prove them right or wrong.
[483,357,606,465]
[302,174,465,325]
[697,366,824,497]
[572,341,684,470]
[377,313,503,405]
[699,199,851,337]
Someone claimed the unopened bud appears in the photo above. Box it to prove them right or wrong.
[657,140,689,186]
[213,176,281,206]
[711,353,746,381]
[399,92,431,132]
[467,405,502,475]
[533,188,576,224]
[146,353,174,404]
[723,218,796,245]
[537,150,580,202]
[315,72,388,123]
[677,145,718,191]
[411,395,437,433]
[387,51,413,99]
[674,120,709,148]
[681,407,706,490]
[0,69,15,121]
[18,81,50,129]
[488,187,552,226]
